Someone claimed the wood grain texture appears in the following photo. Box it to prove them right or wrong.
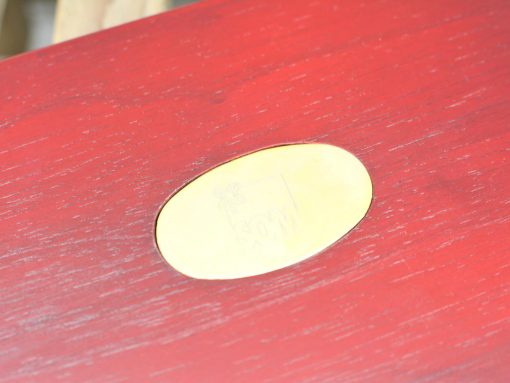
[1,0,509,381]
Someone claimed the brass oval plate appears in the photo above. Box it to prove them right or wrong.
[156,143,372,280]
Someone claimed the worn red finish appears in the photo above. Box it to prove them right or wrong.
[1,0,510,381]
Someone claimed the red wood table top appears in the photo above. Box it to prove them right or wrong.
[1,0,509,381]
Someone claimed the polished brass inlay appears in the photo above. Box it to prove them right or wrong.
[156,143,372,280]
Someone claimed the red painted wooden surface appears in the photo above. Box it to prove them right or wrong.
[1,0,510,381]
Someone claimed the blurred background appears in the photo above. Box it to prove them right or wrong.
[0,0,197,59]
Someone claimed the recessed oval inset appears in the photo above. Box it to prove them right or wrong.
[156,143,372,280]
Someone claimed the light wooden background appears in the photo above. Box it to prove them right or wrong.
[0,0,196,58]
